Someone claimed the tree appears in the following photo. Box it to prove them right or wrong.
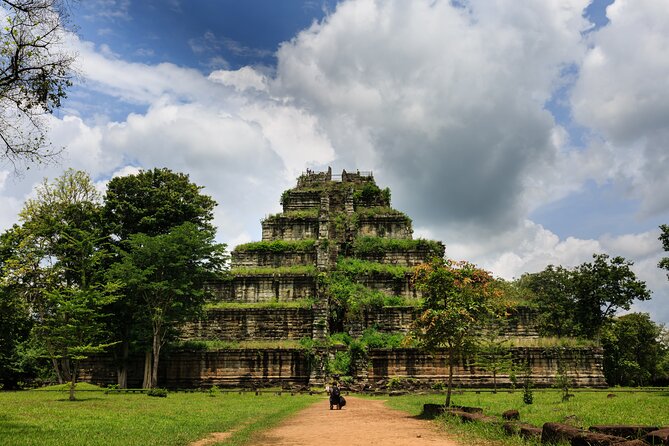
[659,224,669,280]
[0,0,75,166]
[410,258,498,406]
[0,227,33,389]
[522,254,650,338]
[601,313,665,386]
[3,169,118,399]
[572,254,650,338]
[102,168,218,388]
[108,222,227,388]
[104,168,216,239]
[474,331,514,393]
[518,266,577,336]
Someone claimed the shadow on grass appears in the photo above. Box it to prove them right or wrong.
[0,414,43,436]
[55,396,105,402]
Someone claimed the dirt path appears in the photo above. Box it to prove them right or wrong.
[248,396,462,446]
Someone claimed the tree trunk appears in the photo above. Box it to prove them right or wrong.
[116,339,129,388]
[51,357,64,384]
[446,348,454,407]
[142,351,152,389]
[493,370,497,394]
[151,328,161,388]
[69,361,78,401]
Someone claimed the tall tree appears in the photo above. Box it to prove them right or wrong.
[518,266,576,336]
[659,224,669,279]
[572,254,650,338]
[3,169,118,399]
[0,227,33,389]
[411,258,498,406]
[601,313,665,386]
[108,223,226,388]
[521,254,650,338]
[102,168,218,388]
[0,0,75,166]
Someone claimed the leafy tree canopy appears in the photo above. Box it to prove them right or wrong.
[104,168,216,240]
[520,254,650,338]
[601,313,667,386]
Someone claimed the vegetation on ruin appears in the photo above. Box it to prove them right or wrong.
[354,206,411,221]
[205,299,315,310]
[0,386,317,446]
[264,209,320,220]
[234,239,316,253]
[230,265,318,276]
[382,390,669,446]
[351,182,391,205]
[500,337,599,348]
[352,236,443,257]
[169,339,306,350]
[335,257,412,279]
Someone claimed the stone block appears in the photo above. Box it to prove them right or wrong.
[645,428,669,445]
[542,422,585,444]
[590,426,660,439]
[570,432,628,446]
[503,409,520,421]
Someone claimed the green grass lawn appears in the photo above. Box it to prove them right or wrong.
[381,389,669,446]
[0,386,320,446]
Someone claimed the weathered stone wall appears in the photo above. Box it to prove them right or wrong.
[346,306,418,336]
[356,273,418,298]
[282,190,322,212]
[354,248,440,266]
[348,305,541,338]
[499,306,540,338]
[79,349,312,388]
[367,347,606,388]
[180,308,314,341]
[261,218,319,241]
[231,250,317,268]
[207,275,316,303]
[357,216,413,239]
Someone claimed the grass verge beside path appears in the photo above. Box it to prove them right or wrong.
[380,390,669,446]
[0,387,319,446]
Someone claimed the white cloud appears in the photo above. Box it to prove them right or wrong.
[571,0,669,217]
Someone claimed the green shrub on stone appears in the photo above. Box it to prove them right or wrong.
[147,388,168,398]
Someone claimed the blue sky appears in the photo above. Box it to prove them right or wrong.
[1,0,668,325]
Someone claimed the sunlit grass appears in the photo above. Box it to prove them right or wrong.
[0,387,319,446]
[381,389,669,446]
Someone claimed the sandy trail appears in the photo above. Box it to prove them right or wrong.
[248,396,462,446]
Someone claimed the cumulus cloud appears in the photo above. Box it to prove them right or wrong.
[273,0,591,232]
[571,0,669,217]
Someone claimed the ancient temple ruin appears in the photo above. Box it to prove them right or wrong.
[82,169,606,388]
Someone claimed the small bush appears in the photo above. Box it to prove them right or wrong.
[147,388,168,398]
[208,385,220,397]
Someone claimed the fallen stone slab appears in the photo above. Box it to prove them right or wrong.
[520,425,543,440]
[570,432,629,446]
[542,422,586,444]
[644,428,669,445]
[448,405,484,414]
[503,409,520,421]
[422,404,445,418]
[590,426,660,439]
